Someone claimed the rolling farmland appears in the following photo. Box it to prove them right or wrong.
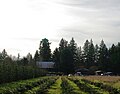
[0,76,120,94]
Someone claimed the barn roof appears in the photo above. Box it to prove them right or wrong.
[36,62,54,68]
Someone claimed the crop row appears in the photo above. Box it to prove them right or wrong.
[24,77,58,94]
[68,77,109,94]
[0,76,58,94]
[1,76,120,94]
[61,77,75,94]
[81,79,120,94]
[61,77,87,94]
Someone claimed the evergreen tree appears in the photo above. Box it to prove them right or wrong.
[57,38,75,74]
[2,49,8,60]
[59,38,68,73]
[68,38,78,70]
[52,48,60,72]
[109,44,116,72]
[17,53,20,60]
[39,38,51,61]
[88,39,95,67]
[94,44,99,65]
[34,50,39,62]
[76,46,84,68]
[59,38,68,52]
[60,47,74,74]
[83,40,90,68]
[109,43,120,74]
[27,53,32,63]
[98,40,109,71]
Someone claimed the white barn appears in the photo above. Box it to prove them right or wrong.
[36,62,54,69]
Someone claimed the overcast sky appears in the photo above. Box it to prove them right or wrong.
[0,0,120,57]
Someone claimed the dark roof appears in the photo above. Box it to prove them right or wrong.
[36,62,54,68]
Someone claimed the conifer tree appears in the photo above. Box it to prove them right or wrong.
[83,40,90,68]
[39,38,51,61]
[52,48,60,72]
[88,39,95,67]
[99,40,109,71]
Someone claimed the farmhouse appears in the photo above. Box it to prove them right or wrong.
[36,61,54,69]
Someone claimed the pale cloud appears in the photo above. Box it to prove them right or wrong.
[57,0,120,46]
[0,0,120,56]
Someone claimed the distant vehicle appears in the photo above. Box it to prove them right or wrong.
[95,70,104,76]
[104,72,113,76]
[68,74,73,76]
[74,72,83,76]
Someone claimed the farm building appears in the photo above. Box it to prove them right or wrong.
[75,68,90,75]
[36,62,55,69]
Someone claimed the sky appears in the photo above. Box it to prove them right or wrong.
[0,0,120,57]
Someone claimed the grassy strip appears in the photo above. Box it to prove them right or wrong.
[24,77,58,94]
[61,77,74,94]
[69,77,109,94]
[0,77,55,94]
[81,79,120,94]
[61,77,87,94]
[113,81,120,88]
[47,77,62,94]
[67,79,87,94]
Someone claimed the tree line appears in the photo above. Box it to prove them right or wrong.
[0,38,120,83]
[0,49,46,84]
[35,38,120,75]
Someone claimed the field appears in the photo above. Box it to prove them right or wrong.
[0,76,120,94]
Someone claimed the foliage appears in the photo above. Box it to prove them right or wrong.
[0,76,58,94]
[39,38,51,61]
[1,76,120,94]
[0,62,46,84]
[47,77,62,94]
[0,49,47,84]
[52,38,120,74]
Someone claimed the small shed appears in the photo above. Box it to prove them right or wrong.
[95,70,104,75]
[36,62,54,69]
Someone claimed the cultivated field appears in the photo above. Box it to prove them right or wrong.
[0,76,120,94]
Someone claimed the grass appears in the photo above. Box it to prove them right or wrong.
[47,77,62,94]
[82,76,120,83]
[67,78,87,94]
[1,76,120,94]
[112,81,120,88]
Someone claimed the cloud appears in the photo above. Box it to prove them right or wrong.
[55,0,120,47]
[0,0,120,56]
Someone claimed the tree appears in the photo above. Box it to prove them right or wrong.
[60,47,74,74]
[98,40,109,71]
[88,39,95,67]
[26,53,32,64]
[59,38,68,52]
[39,38,51,61]
[21,57,29,65]
[68,38,78,69]
[94,44,99,65]
[17,53,20,60]
[76,46,84,68]
[2,49,8,60]
[109,43,120,74]
[52,48,60,72]
[83,40,90,68]
[34,50,39,62]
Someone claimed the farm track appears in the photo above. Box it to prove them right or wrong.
[0,76,120,94]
